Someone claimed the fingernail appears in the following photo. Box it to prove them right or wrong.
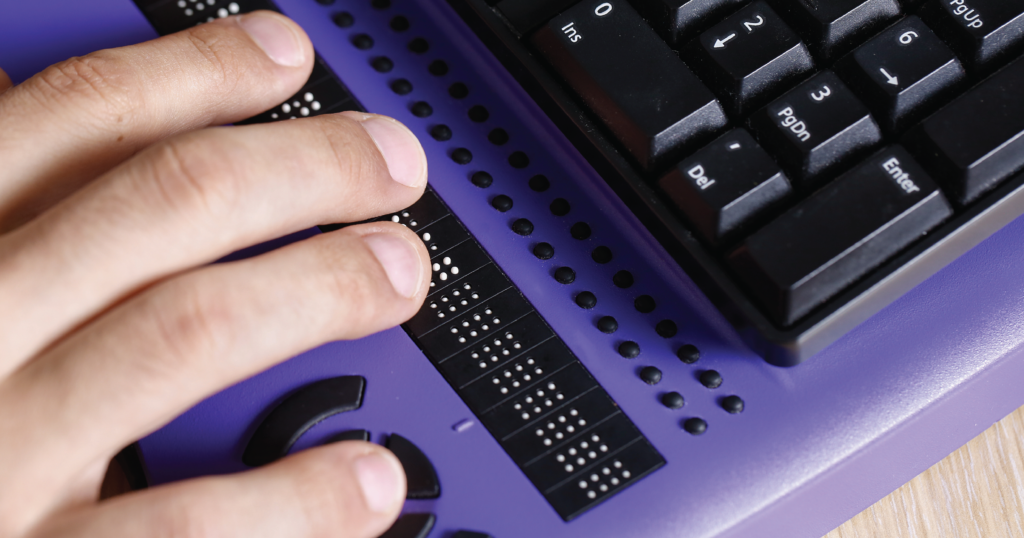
[363,233,423,299]
[353,451,405,513]
[239,12,305,67]
[356,115,428,188]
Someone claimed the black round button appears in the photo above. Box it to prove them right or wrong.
[549,198,571,216]
[470,171,492,188]
[570,222,592,240]
[591,246,613,264]
[428,60,448,76]
[722,395,745,414]
[613,270,634,289]
[407,37,429,53]
[640,366,662,385]
[683,418,707,435]
[508,151,530,169]
[352,34,374,50]
[634,295,656,313]
[411,101,433,118]
[390,79,413,95]
[529,174,550,192]
[491,195,513,212]
[618,341,640,359]
[554,267,576,284]
[371,56,393,73]
[575,291,597,309]
[389,15,409,31]
[662,392,685,409]
[430,124,452,142]
[448,82,469,99]
[468,105,490,123]
[451,148,473,165]
[511,218,534,236]
[333,12,355,28]
[655,320,678,338]
[533,242,554,260]
[488,128,509,145]
[677,344,700,364]
[700,370,723,389]
[597,316,618,334]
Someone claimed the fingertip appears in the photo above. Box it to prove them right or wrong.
[236,11,312,69]
[353,447,407,514]
[342,112,429,190]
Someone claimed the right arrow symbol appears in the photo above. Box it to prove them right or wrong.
[880,68,899,86]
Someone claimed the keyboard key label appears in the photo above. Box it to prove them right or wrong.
[777,107,811,142]
[948,0,985,29]
[686,164,717,190]
[882,157,922,194]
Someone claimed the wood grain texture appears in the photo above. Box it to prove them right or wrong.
[825,405,1024,538]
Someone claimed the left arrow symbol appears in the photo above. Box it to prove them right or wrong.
[714,34,737,49]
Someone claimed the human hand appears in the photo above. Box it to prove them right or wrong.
[0,11,430,538]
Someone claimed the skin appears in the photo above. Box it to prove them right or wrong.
[0,11,430,538]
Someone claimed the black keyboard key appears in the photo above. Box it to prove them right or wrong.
[919,0,1024,72]
[728,146,953,325]
[456,337,576,414]
[684,1,814,116]
[530,0,728,170]
[494,0,580,34]
[767,0,901,60]
[659,129,792,245]
[748,71,883,186]
[836,16,966,132]
[438,313,555,389]
[632,0,748,45]
[903,56,1024,204]
[479,362,599,440]
[408,264,512,337]
[417,288,534,362]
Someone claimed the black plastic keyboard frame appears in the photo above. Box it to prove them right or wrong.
[448,0,1024,366]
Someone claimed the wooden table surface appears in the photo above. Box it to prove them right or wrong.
[825,405,1024,538]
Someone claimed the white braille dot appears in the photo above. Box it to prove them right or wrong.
[544,439,552,446]
[438,313,445,318]
[218,7,228,17]
[545,399,552,406]
[410,220,418,226]
[611,478,620,485]
[195,3,203,10]
[602,468,611,475]
[600,484,609,492]
[525,396,533,403]
[536,429,544,436]
[185,8,193,15]
[271,113,279,119]
[589,451,597,459]
[481,325,489,331]
[502,349,510,356]
[512,381,520,387]
[311,101,321,111]
[557,394,565,400]
[588,491,597,499]
[548,383,556,390]
[492,318,500,324]
[570,409,579,416]
[533,407,541,413]
[451,328,458,334]
[536,368,544,375]
[470,331,478,337]
[452,266,460,275]
[556,455,565,462]
[568,448,577,456]
[623,471,631,478]
[524,375,532,381]
[558,416,567,423]
[304,92,314,102]
[282,103,292,114]
[458,337,466,343]
[178,0,186,7]
[548,423,556,430]
[500,388,508,394]
[537,390,545,396]
[300,107,309,116]
[443,257,451,265]
[516,365,524,372]
[614,461,622,469]
[483,346,490,352]
[566,465,574,472]
[505,372,512,378]
[422,233,431,241]
[579,481,588,489]
[522,413,529,420]
[440,273,448,281]
[228,2,240,12]
[392,215,401,222]
[592,435,600,442]
[471,293,479,299]
[207,0,214,5]
[581,442,589,449]
[473,315,481,321]
[555,432,563,439]
[293,101,300,107]
[402,212,410,217]
[479,362,487,368]
[600,445,608,452]
[567,426,575,433]
[579,419,586,426]
[591,474,599,482]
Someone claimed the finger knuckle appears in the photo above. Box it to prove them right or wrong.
[315,239,386,327]
[29,53,141,122]
[149,493,219,538]
[181,24,245,93]
[318,118,390,195]
[143,137,246,225]
[143,282,234,375]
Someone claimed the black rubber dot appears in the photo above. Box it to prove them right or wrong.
[634,295,656,313]
[488,128,509,145]
[451,148,473,164]
[549,198,571,216]
[371,56,393,73]
[570,222,592,240]
[597,316,618,334]
[316,0,335,5]
[491,194,513,212]
[533,242,555,260]
[700,370,723,389]
[449,82,469,99]
[512,218,534,236]
[610,273,634,292]
[508,151,530,169]
[471,171,493,188]
[677,344,700,364]
[554,267,576,284]
[640,366,662,385]
[618,341,641,359]
[529,174,550,192]
[683,418,708,435]
[722,395,745,414]
[411,101,433,118]
[408,37,429,53]
[575,291,597,309]
[430,124,452,141]
[655,320,678,338]
[389,15,409,31]
[390,79,413,95]
[662,392,685,409]
[351,33,374,49]
[333,12,355,27]
[428,60,448,76]
[371,0,390,8]
[591,246,613,264]
[468,105,490,123]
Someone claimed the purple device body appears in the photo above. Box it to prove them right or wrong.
[3,1,1024,537]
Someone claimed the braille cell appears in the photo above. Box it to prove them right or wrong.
[491,195,513,212]
[371,56,393,73]
[677,344,700,364]
[550,198,570,216]
[634,295,656,314]
[613,270,634,289]
[390,15,409,31]
[533,242,555,260]
[683,417,708,435]
[509,151,530,169]
[640,366,662,385]
[471,171,493,188]
[597,316,618,334]
[570,222,591,240]
[428,60,448,76]
[408,37,429,53]
[575,291,597,309]
[662,392,685,409]
[488,128,509,145]
[529,174,550,192]
[700,370,723,389]
[512,218,534,236]
[722,395,744,414]
[655,320,678,338]
[391,79,413,95]
[351,33,373,50]
[591,246,613,264]
[554,267,576,284]
[469,105,490,123]
[333,12,354,28]
[430,125,452,142]
[411,102,433,118]
[449,82,469,99]
[618,341,641,359]
[451,148,473,165]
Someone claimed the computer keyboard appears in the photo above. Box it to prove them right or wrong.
[457,0,1024,364]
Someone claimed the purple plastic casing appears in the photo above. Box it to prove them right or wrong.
[3,1,1024,537]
